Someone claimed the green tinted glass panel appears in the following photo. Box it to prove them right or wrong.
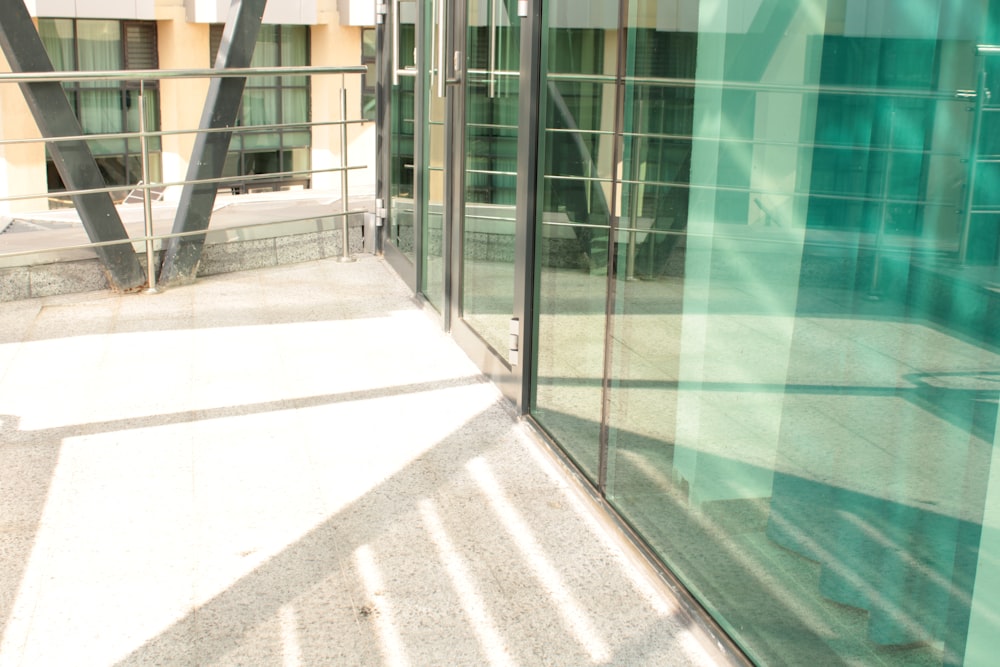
[280,25,308,87]
[282,88,309,127]
[420,3,445,312]
[250,25,279,88]
[532,1,1000,665]
[532,11,615,482]
[460,0,521,354]
[390,12,417,259]
[126,89,160,154]
[38,19,74,70]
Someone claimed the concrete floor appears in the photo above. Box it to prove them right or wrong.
[0,256,717,667]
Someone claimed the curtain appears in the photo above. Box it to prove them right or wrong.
[280,26,309,149]
[38,20,74,71]
[76,21,124,157]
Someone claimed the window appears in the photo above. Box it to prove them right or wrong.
[39,19,161,198]
[210,24,311,193]
[362,27,377,122]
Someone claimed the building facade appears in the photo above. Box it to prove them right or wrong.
[0,0,377,213]
[379,1,1000,665]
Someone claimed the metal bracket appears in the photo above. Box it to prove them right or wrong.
[517,0,528,18]
[508,317,520,366]
[375,198,387,227]
[376,2,388,24]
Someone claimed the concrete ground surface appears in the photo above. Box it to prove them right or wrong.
[0,255,717,667]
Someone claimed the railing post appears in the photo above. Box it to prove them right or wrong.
[339,76,355,262]
[138,80,158,292]
[158,0,268,286]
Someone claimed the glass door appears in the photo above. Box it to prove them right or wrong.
[530,5,618,482]
[384,0,419,286]
[383,0,529,402]
[528,2,1000,666]
[449,0,524,400]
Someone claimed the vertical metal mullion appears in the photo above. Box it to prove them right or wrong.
[392,0,401,85]
[413,0,427,299]
[445,0,466,333]
[274,28,282,174]
[432,0,441,97]
[597,0,631,495]
[488,0,497,98]
[513,0,545,415]
[375,6,388,256]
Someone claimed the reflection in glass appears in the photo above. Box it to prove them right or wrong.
[421,2,445,312]
[532,1,1000,665]
[390,9,417,259]
[461,0,521,354]
[532,13,616,481]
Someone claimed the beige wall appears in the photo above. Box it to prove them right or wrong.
[311,12,376,196]
[155,5,211,201]
[0,22,49,214]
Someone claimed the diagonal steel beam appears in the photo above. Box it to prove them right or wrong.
[158,0,268,286]
[0,0,145,292]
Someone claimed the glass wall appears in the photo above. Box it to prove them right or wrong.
[362,27,378,122]
[389,2,417,260]
[532,10,617,479]
[531,1,1000,665]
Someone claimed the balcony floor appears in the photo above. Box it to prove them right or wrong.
[0,256,715,667]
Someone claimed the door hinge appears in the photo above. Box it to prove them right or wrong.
[376,2,388,24]
[508,317,520,366]
[517,1,528,18]
[375,198,386,227]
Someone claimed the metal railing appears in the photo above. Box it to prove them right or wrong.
[0,65,369,291]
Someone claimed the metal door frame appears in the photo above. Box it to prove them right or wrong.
[445,0,543,409]
[379,0,542,413]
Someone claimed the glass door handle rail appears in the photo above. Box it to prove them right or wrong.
[437,0,447,97]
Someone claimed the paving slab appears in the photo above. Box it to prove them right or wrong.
[0,256,718,667]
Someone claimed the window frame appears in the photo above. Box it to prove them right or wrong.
[40,17,162,199]
[209,23,312,194]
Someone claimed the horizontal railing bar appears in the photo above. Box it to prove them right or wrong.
[466,122,520,131]
[0,65,369,276]
[541,219,959,255]
[467,69,519,77]
[542,126,968,159]
[0,208,369,260]
[0,65,366,85]
[548,72,969,101]
[539,220,611,231]
[0,117,368,148]
[462,214,517,223]
[619,130,969,159]
[2,164,367,203]
[542,173,962,208]
[466,169,517,177]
